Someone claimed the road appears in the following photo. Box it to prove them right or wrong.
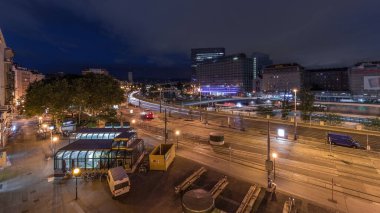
[124,97,380,212]
[129,92,380,151]
[133,116,380,213]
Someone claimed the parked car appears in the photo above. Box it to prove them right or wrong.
[327,133,361,149]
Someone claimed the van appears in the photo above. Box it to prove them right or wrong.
[327,133,361,149]
[107,166,131,198]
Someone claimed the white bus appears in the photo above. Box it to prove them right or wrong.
[107,166,131,198]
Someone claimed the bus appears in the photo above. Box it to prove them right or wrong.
[209,132,225,145]
[107,166,131,198]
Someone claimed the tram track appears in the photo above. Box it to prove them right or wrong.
[138,121,380,202]
[140,127,380,203]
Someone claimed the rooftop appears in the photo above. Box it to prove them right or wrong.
[59,139,113,151]
[75,127,131,133]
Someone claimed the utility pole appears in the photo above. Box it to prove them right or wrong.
[293,89,298,141]
[199,84,202,122]
[328,178,337,203]
[266,119,273,187]
[159,88,162,113]
[164,108,168,144]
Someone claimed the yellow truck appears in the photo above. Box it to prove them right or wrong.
[149,144,175,171]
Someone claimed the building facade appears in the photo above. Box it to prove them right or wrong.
[191,48,225,82]
[304,67,349,91]
[82,68,109,75]
[262,63,304,92]
[251,52,272,92]
[196,53,253,96]
[13,65,45,102]
[349,61,380,98]
[0,30,15,109]
[128,71,133,83]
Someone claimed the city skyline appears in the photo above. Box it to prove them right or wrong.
[1,0,380,79]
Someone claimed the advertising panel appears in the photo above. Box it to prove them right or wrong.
[364,76,380,90]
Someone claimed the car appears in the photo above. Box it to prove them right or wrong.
[141,111,154,119]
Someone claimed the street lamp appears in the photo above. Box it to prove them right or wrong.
[158,88,162,113]
[38,116,43,125]
[272,153,277,180]
[73,168,80,200]
[131,119,136,125]
[293,89,298,141]
[42,124,48,138]
[52,136,58,156]
[175,130,180,148]
[198,87,202,121]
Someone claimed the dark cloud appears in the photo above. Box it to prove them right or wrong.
[1,0,380,77]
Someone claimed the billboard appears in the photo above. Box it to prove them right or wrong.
[364,76,380,90]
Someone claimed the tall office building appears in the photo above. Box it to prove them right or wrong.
[251,52,272,92]
[196,53,253,96]
[191,48,225,82]
[128,72,133,83]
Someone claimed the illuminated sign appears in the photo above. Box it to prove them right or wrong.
[364,76,380,90]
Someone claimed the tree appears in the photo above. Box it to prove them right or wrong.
[281,99,292,120]
[256,106,275,117]
[299,89,315,121]
[24,74,125,126]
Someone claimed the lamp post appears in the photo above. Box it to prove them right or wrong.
[198,87,202,121]
[49,126,54,142]
[175,130,180,148]
[73,168,80,200]
[272,152,277,180]
[52,136,58,156]
[42,123,48,138]
[158,88,162,113]
[293,89,298,141]
[38,116,43,125]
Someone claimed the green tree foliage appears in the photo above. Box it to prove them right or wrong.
[281,100,292,119]
[256,106,275,117]
[321,113,342,125]
[364,117,380,130]
[24,74,124,125]
[299,89,315,120]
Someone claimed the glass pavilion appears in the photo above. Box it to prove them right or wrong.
[55,128,144,173]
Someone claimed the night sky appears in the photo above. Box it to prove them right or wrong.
[1,0,380,80]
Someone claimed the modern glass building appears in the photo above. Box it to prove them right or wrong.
[55,128,144,173]
[196,53,253,96]
[191,48,225,82]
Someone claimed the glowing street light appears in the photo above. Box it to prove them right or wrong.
[272,152,278,180]
[73,168,81,200]
[175,130,180,148]
[38,116,43,125]
[52,136,58,156]
[131,119,136,124]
